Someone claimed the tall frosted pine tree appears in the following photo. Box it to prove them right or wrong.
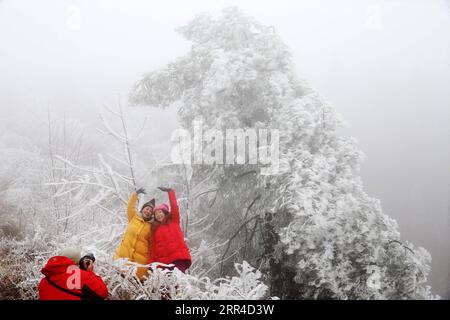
[130,8,435,299]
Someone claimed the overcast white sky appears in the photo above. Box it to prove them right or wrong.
[0,0,449,295]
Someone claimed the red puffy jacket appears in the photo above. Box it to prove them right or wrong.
[38,256,108,300]
[150,190,192,268]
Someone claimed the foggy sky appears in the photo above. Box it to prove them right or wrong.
[0,0,449,296]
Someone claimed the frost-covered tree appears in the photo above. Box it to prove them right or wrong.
[46,104,159,253]
[129,7,435,299]
[0,104,271,300]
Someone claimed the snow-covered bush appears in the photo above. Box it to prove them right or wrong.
[0,233,268,300]
[99,260,268,300]
[0,232,52,299]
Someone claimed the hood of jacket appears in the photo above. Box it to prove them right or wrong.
[41,256,76,277]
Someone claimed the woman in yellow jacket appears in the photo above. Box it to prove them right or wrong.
[114,187,155,279]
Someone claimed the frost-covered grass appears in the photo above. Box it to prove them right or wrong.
[0,233,269,300]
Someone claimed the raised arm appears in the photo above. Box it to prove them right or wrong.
[127,192,138,222]
[158,187,180,224]
[168,189,180,224]
[127,187,146,222]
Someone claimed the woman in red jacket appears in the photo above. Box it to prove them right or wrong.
[38,247,108,300]
[150,187,192,273]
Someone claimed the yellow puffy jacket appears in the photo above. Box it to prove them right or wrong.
[114,192,152,279]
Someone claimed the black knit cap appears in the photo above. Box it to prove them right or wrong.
[141,198,155,211]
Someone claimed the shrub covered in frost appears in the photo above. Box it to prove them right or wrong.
[0,233,269,300]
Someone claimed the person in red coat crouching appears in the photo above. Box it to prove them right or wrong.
[150,187,192,273]
[38,247,108,300]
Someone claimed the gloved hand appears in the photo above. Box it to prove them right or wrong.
[136,187,146,195]
[158,186,172,192]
